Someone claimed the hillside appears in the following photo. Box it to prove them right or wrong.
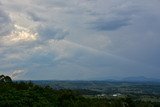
[0,75,160,107]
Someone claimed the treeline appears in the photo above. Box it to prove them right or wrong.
[0,75,160,107]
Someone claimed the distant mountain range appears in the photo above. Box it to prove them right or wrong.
[121,76,160,82]
[15,76,160,83]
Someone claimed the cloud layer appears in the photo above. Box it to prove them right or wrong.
[0,0,160,80]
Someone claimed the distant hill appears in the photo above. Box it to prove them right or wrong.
[1,75,160,107]
[122,76,160,82]
[3,75,160,107]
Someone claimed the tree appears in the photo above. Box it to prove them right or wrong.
[0,75,12,83]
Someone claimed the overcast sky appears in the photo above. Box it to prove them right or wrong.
[0,0,160,80]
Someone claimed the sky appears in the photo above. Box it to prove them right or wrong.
[0,0,160,80]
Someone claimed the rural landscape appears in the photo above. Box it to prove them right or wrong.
[1,75,160,107]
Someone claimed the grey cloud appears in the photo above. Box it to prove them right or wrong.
[91,18,131,31]
[106,0,160,67]
[0,0,160,80]
[34,0,69,8]
[38,25,69,40]
[27,12,45,22]
[27,52,56,66]
[0,10,12,36]
[22,46,160,80]
[88,0,139,31]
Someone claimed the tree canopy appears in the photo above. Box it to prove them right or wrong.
[0,75,12,83]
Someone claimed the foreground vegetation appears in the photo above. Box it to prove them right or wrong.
[0,75,160,107]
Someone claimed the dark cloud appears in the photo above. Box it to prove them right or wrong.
[91,18,131,31]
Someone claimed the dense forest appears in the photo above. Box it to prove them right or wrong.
[0,75,160,107]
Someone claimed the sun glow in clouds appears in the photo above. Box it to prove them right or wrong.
[10,25,38,42]
[2,24,38,45]
[10,30,37,42]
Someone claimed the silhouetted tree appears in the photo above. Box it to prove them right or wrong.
[0,75,12,83]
